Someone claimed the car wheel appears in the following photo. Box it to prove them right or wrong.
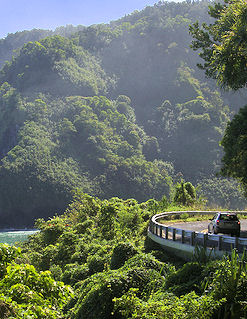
[213,227,218,234]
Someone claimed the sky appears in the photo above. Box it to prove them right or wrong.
[0,0,183,39]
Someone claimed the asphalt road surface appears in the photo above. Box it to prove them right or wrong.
[164,219,247,237]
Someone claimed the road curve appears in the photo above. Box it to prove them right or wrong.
[163,219,247,237]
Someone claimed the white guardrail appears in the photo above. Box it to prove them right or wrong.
[148,211,247,260]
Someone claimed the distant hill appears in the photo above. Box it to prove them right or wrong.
[0,0,246,226]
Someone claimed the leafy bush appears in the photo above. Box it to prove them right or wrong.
[0,245,21,278]
[0,297,16,319]
[75,220,94,234]
[113,289,222,319]
[87,255,107,275]
[165,262,203,295]
[206,251,247,318]
[55,231,78,265]
[62,264,89,286]
[0,244,74,319]
[173,180,196,206]
[70,267,165,319]
[110,242,138,269]
[41,222,65,245]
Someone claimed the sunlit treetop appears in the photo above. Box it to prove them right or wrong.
[190,0,247,90]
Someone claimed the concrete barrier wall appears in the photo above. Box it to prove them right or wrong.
[148,211,247,260]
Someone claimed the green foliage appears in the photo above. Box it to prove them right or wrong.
[190,0,247,198]
[87,255,107,275]
[0,86,173,227]
[173,180,197,206]
[192,246,213,265]
[62,264,89,286]
[190,0,247,90]
[197,176,247,209]
[113,289,221,319]
[2,2,247,317]
[0,35,113,96]
[18,191,247,318]
[0,243,73,319]
[165,262,203,296]
[41,221,65,245]
[70,265,166,319]
[110,242,138,269]
[0,0,244,215]
[0,245,21,278]
[220,105,247,197]
[206,251,247,318]
[98,202,117,240]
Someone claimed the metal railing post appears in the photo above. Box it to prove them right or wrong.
[148,211,247,256]
[235,237,239,251]
[203,233,208,248]
[218,236,222,250]
[181,230,185,244]
[172,228,176,241]
[191,232,195,246]
[165,227,168,239]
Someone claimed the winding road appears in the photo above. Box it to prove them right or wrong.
[164,219,247,237]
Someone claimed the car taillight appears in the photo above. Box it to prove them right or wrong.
[238,221,240,225]
[217,220,219,224]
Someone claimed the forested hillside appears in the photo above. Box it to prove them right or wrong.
[0,0,246,226]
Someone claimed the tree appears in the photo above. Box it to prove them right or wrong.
[220,106,247,195]
[173,180,196,206]
[190,0,247,195]
[190,0,247,90]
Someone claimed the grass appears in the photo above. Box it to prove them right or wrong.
[159,214,214,224]
[159,208,247,225]
[153,201,247,225]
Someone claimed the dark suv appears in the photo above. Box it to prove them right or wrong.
[208,212,240,236]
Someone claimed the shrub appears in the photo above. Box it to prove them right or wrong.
[0,263,74,318]
[98,202,117,240]
[165,262,203,296]
[75,220,94,234]
[0,244,21,278]
[70,267,165,319]
[41,222,65,245]
[113,289,222,319]
[55,231,78,265]
[39,244,58,270]
[88,255,107,275]
[0,298,16,318]
[124,253,175,277]
[62,264,89,286]
[110,242,138,269]
[173,180,196,206]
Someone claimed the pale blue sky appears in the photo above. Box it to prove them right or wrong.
[0,0,183,39]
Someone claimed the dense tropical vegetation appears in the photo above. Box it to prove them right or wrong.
[1,0,247,318]
[190,0,247,197]
[0,0,247,226]
[0,191,246,318]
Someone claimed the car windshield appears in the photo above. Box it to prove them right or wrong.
[219,214,238,221]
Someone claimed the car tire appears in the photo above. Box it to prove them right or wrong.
[213,227,218,234]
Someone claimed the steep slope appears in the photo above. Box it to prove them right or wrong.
[0,84,172,227]
[0,36,114,97]
[0,0,246,227]
[0,25,86,69]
